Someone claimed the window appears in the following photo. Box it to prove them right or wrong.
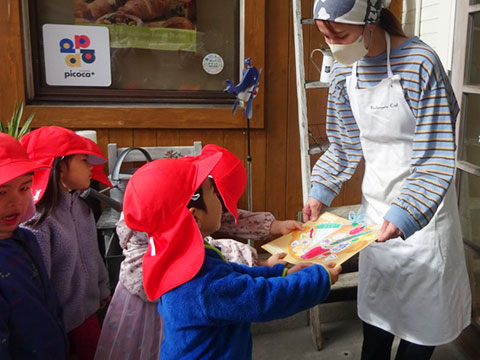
[27,0,240,104]
[451,0,480,330]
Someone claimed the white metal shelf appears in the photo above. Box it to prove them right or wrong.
[305,80,329,89]
[293,0,329,204]
[301,18,315,25]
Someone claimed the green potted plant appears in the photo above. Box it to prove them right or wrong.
[0,102,35,139]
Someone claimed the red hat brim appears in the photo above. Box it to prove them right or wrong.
[199,145,247,223]
[0,160,49,188]
[212,160,246,223]
[30,159,112,203]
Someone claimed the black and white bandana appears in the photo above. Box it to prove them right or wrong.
[313,0,390,25]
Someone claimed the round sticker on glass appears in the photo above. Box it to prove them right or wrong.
[202,53,224,75]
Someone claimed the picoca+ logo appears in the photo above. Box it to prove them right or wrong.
[60,35,96,68]
[64,70,94,79]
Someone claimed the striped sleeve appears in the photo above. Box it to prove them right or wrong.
[384,41,459,238]
[309,65,363,206]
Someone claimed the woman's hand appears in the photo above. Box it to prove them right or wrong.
[377,219,403,242]
[302,197,325,222]
[270,220,304,236]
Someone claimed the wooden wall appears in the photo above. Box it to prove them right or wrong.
[1,0,402,223]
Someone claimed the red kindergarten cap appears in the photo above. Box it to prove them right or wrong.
[0,133,49,186]
[20,126,112,203]
[123,153,223,300]
[80,135,113,190]
[199,144,247,223]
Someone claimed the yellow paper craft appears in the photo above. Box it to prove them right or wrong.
[262,212,380,267]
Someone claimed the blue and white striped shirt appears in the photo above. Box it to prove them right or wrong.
[310,36,459,238]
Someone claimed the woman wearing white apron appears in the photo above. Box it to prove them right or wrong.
[303,1,471,359]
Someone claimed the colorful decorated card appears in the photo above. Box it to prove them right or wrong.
[261,212,380,266]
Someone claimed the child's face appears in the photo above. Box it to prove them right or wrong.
[59,154,93,192]
[0,174,33,239]
[193,179,223,238]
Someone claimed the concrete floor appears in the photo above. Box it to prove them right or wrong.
[252,301,476,360]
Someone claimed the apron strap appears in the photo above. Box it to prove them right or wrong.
[352,31,393,83]
[385,32,393,78]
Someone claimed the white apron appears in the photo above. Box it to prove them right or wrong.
[346,33,471,346]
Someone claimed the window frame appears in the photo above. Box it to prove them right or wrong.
[452,1,480,252]
[451,0,480,331]
[20,0,266,129]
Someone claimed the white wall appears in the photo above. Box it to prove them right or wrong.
[402,0,457,72]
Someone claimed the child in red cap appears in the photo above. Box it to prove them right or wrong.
[122,153,341,359]
[20,126,112,360]
[197,144,304,266]
[95,144,302,360]
[0,133,67,359]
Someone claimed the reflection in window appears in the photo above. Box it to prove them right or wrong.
[31,0,240,102]
[466,12,480,85]
[458,170,480,328]
[459,171,480,248]
[464,245,480,328]
[460,94,480,167]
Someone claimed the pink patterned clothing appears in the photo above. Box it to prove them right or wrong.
[219,209,275,242]
[117,209,275,301]
[116,217,151,302]
[205,237,258,267]
[95,210,276,360]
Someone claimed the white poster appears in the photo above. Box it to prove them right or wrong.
[42,24,111,87]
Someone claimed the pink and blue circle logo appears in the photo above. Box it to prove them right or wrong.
[59,35,96,67]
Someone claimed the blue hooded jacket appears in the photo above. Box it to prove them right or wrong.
[0,228,67,359]
[158,245,331,359]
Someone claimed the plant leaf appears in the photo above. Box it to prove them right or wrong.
[2,103,33,139]
[12,102,24,139]
[18,112,35,138]
[8,103,17,130]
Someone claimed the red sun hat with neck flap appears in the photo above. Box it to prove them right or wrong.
[123,153,223,301]
[198,144,247,223]
[0,133,50,187]
[20,126,112,203]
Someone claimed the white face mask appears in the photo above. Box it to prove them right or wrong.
[327,33,368,65]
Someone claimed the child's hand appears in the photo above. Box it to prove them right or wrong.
[286,262,313,275]
[261,253,288,267]
[270,220,304,236]
[326,263,342,285]
[100,296,111,309]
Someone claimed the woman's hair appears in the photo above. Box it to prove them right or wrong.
[27,156,72,227]
[379,8,406,37]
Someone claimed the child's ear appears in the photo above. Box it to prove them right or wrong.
[189,207,201,227]
[58,161,68,176]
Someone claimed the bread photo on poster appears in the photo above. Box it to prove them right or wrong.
[74,0,196,29]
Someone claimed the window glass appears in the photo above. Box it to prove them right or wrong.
[464,245,480,328]
[31,0,240,101]
[459,171,480,248]
[466,12,480,85]
[459,170,480,329]
[459,94,480,167]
